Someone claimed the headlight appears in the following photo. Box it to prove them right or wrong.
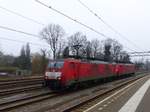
[45,72,61,79]
[57,76,61,80]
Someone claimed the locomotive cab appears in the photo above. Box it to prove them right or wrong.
[44,60,64,89]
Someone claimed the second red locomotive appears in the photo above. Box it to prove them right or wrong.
[44,58,135,89]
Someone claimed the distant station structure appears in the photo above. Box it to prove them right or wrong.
[129,51,150,57]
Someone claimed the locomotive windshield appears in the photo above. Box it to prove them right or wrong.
[48,61,64,68]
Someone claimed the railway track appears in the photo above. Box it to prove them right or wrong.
[0,77,44,96]
[43,74,146,112]
[0,84,43,96]
[0,78,43,89]
[0,76,43,82]
[0,73,147,112]
[0,91,57,111]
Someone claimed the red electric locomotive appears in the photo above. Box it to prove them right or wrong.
[44,58,135,89]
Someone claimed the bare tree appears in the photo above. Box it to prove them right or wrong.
[111,40,123,61]
[68,32,87,57]
[145,59,150,71]
[62,46,69,58]
[102,38,123,61]
[40,24,65,59]
[91,39,102,58]
[31,50,48,75]
[56,39,66,59]
[120,51,131,63]
[85,41,92,58]
[40,49,48,73]
[104,43,112,61]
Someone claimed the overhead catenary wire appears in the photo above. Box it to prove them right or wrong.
[0,1,137,53]
[122,46,137,52]
[130,55,150,57]
[0,25,136,53]
[35,0,109,38]
[77,0,145,52]
[1,37,146,57]
[35,0,137,53]
[0,26,50,48]
[0,25,40,38]
[0,25,135,52]
[0,5,45,26]
[0,36,49,48]
[129,51,150,54]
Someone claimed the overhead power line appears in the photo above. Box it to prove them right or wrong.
[35,0,137,52]
[0,25,136,53]
[0,25,135,52]
[129,51,150,54]
[0,5,45,26]
[1,36,142,56]
[130,55,150,57]
[0,36,49,48]
[0,25,40,38]
[123,46,136,52]
[35,0,109,38]
[77,0,145,52]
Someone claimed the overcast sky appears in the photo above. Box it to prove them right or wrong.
[0,0,150,60]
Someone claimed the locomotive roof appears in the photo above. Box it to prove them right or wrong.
[50,58,134,65]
